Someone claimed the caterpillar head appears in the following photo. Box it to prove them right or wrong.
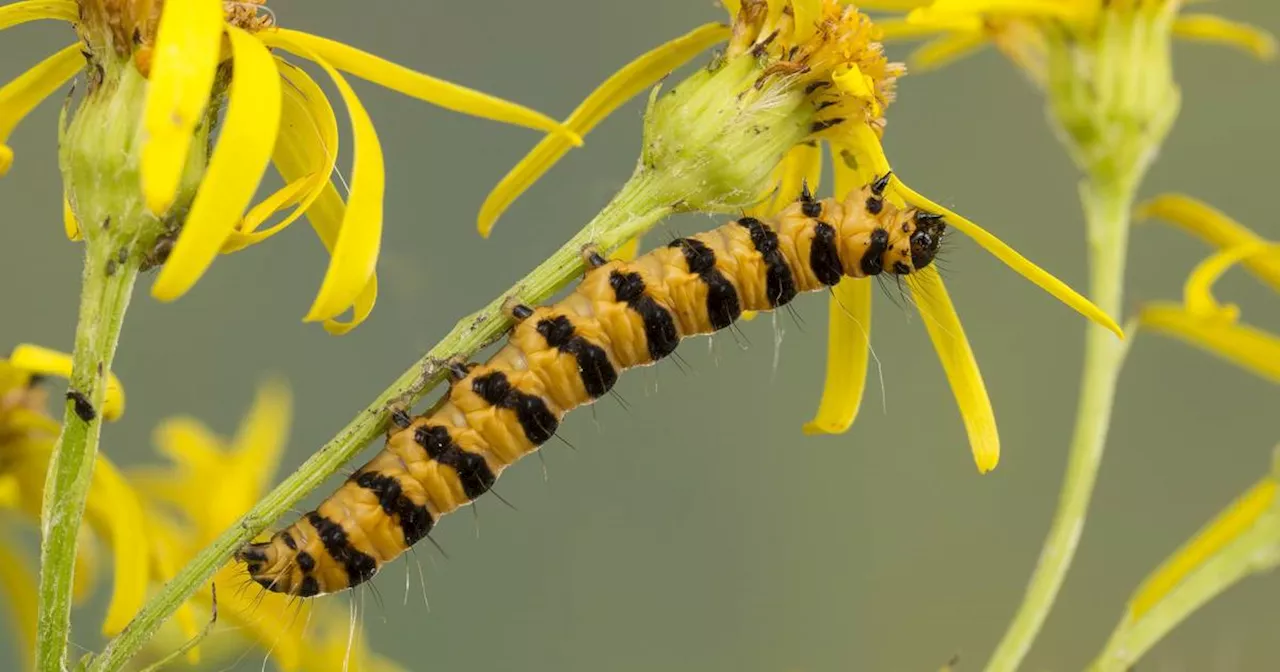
[909,211,946,271]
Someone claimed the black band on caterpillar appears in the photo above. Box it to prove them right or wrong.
[237,176,947,596]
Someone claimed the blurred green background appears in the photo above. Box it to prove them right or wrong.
[2,1,1279,670]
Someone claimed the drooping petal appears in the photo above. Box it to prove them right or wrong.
[1139,303,1280,383]
[266,29,577,142]
[611,237,642,262]
[749,142,823,218]
[222,60,340,253]
[1127,478,1277,621]
[0,531,36,670]
[0,0,75,30]
[138,0,223,215]
[477,22,730,237]
[1137,193,1280,294]
[722,0,741,18]
[1173,14,1276,60]
[909,267,999,473]
[1181,242,1279,319]
[894,178,1125,339]
[260,31,384,325]
[910,31,991,70]
[0,43,81,176]
[804,278,873,435]
[9,343,125,419]
[88,457,154,635]
[151,27,281,302]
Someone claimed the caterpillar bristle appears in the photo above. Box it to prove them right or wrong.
[239,175,946,597]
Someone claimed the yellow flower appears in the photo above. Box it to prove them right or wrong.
[1136,194,1280,382]
[478,0,1122,473]
[1,0,578,334]
[127,380,403,671]
[872,0,1275,78]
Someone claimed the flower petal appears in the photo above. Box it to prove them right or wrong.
[909,267,999,473]
[1137,193,1280,295]
[477,22,730,237]
[152,27,281,302]
[1139,303,1280,383]
[1181,242,1279,319]
[1127,478,1277,621]
[871,18,956,41]
[793,0,823,41]
[749,142,823,218]
[611,237,642,262]
[894,178,1125,339]
[260,32,384,324]
[266,28,577,143]
[63,193,81,241]
[804,278,873,435]
[0,43,81,176]
[222,59,340,253]
[722,0,741,18]
[0,0,75,29]
[9,343,125,419]
[910,31,991,70]
[0,533,37,670]
[228,379,292,497]
[1173,14,1276,60]
[88,458,153,635]
[138,0,223,215]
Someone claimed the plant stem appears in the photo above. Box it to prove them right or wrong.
[984,176,1136,672]
[36,242,140,671]
[89,169,680,672]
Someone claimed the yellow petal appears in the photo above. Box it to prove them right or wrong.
[749,142,823,218]
[1173,14,1276,60]
[804,278,873,435]
[477,22,730,237]
[910,31,991,70]
[151,28,281,302]
[9,343,125,419]
[610,237,643,262]
[1137,193,1280,294]
[267,29,577,143]
[87,457,153,635]
[857,0,936,10]
[722,0,742,19]
[1127,478,1277,621]
[894,178,1125,339]
[260,32,384,324]
[222,60,340,253]
[138,0,223,215]
[793,0,823,41]
[909,267,999,473]
[1138,303,1280,383]
[63,193,81,241]
[0,535,37,670]
[1181,242,1279,319]
[0,43,81,176]
[872,18,957,41]
[229,379,292,495]
[0,0,75,29]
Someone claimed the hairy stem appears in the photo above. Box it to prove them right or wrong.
[36,243,139,671]
[89,169,681,672]
[984,177,1136,672]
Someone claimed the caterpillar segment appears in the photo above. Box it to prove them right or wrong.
[237,174,946,597]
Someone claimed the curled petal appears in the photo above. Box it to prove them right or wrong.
[894,178,1125,339]
[909,268,999,473]
[1173,14,1276,60]
[266,29,576,142]
[152,27,282,302]
[262,31,384,325]
[1127,478,1277,621]
[9,343,125,419]
[477,22,730,237]
[223,60,340,253]
[1182,242,1280,319]
[1139,303,1280,383]
[804,278,873,435]
[139,0,223,215]
[1138,193,1280,294]
[0,43,82,176]
[0,0,75,29]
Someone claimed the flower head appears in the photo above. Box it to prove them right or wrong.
[1,0,579,333]
[475,0,1122,473]
[1136,194,1280,382]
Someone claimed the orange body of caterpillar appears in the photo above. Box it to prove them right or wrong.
[237,176,946,597]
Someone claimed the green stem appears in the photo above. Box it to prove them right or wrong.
[984,176,1137,672]
[89,169,681,672]
[35,242,140,671]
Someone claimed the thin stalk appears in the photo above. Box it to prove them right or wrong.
[89,169,680,672]
[984,176,1136,672]
[35,244,140,671]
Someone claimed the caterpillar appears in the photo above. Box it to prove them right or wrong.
[237,173,946,597]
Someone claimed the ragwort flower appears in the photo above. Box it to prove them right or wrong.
[1,0,577,333]
[1136,194,1280,382]
[478,0,1122,473]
